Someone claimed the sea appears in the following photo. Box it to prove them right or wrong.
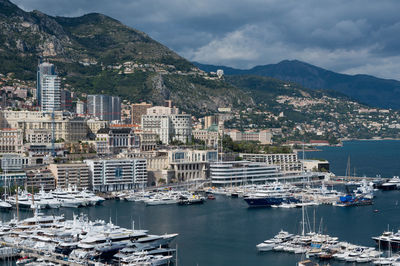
[1,140,400,266]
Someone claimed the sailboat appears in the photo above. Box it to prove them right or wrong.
[0,161,12,210]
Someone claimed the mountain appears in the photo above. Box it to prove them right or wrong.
[0,0,250,115]
[194,60,400,109]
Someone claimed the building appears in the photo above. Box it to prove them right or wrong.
[210,161,313,186]
[0,154,29,172]
[136,130,158,151]
[95,127,140,155]
[0,111,87,142]
[300,159,330,172]
[131,102,152,124]
[0,128,23,154]
[0,172,26,187]
[41,74,61,112]
[239,153,303,173]
[204,115,218,130]
[226,129,272,144]
[26,168,56,191]
[49,163,90,190]
[193,127,219,147]
[76,100,86,116]
[141,106,192,144]
[61,89,72,111]
[167,149,217,182]
[26,129,52,144]
[87,94,121,121]
[37,62,56,106]
[86,119,109,135]
[124,149,217,185]
[85,159,147,192]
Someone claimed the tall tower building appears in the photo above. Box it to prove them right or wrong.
[37,62,55,106]
[41,75,61,112]
[87,94,121,121]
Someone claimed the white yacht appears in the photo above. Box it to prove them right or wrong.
[381,176,400,190]
[51,189,83,208]
[0,200,12,210]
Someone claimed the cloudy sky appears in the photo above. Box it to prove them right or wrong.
[12,0,400,80]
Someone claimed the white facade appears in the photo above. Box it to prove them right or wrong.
[85,159,147,192]
[210,161,312,186]
[41,75,61,112]
[141,112,192,144]
[146,106,179,115]
[239,153,303,173]
[76,100,86,115]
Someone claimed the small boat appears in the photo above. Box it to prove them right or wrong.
[207,195,216,200]
[16,256,35,265]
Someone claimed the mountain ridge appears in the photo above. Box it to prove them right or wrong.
[194,60,400,109]
[0,0,252,115]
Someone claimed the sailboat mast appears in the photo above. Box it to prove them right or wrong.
[302,194,305,236]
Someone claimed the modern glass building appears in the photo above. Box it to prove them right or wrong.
[87,94,121,121]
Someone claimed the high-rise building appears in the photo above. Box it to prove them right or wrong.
[37,62,55,106]
[87,94,121,121]
[131,102,152,124]
[41,75,61,112]
[61,89,72,111]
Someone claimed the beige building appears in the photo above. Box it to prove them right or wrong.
[26,168,56,191]
[135,130,158,151]
[193,129,218,147]
[204,115,218,129]
[0,111,87,142]
[227,129,272,144]
[87,119,109,134]
[26,129,52,144]
[49,163,90,190]
[0,128,23,154]
[131,102,152,124]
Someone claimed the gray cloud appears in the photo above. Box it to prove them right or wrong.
[11,0,400,80]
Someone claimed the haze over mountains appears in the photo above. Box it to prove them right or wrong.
[194,60,400,110]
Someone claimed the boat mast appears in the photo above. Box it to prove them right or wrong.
[301,194,305,236]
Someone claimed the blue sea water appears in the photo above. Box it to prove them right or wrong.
[302,140,400,178]
[1,140,400,266]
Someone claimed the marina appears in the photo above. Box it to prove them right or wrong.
[0,141,399,265]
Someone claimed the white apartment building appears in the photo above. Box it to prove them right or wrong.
[41,75,61,112]
[141,106,192,144]
[85,159,147,192]
[0,128,23,154]
[239,153,303,173]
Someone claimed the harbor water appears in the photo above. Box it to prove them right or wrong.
[1,140,400,265]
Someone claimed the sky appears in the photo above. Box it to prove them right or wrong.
[12,0,400,80]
